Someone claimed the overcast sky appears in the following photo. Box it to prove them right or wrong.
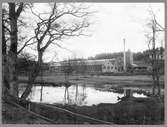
[21,3,164,62]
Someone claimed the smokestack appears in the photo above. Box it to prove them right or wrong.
[123,38,126,71]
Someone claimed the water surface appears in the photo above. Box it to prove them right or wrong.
[19,83,147,106]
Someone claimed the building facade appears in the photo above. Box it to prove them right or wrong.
[49,49,154,74]
[49,58,121,74]
[101,59,118,73]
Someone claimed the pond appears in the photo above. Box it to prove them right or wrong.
[19,83,147,106]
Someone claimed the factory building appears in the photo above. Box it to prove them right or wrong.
[49,47,152,74]
[101,59,119,73]
[85,59,120,73]
[49,38,154,74]
[49,58,122,74]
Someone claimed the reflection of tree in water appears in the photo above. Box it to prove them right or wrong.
[28,88,34,101]
[29,68,44,102]
[64,86,70,104]
[40,70,44,102]
[75,84,79,103]
[64,86,76,105]
[75,83,87,105]
[40,85,43,102]
[63,83,87,105]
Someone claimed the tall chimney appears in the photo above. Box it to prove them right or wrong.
[123,38,126,71]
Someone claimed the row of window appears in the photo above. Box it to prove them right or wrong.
[103,66,117,70]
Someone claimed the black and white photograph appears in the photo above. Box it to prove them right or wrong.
[1,1,165,125]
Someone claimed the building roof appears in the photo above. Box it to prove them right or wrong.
[85,59,116,65]
[49,58,116,66]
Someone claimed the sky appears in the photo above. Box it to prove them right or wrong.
[20,3,165,62]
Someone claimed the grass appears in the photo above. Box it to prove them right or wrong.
[2,100,50,124]
[18,74,164,88]
[9,96,163,124]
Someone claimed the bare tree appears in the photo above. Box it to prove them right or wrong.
[2,8,9,97]
[5,2,24,97]
[2,3,37,98]
[21,3,92,99]
[146,9,164,96]
[2,7,9,56]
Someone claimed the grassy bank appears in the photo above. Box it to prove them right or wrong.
[18,74,164,88]
[30,97,164,124]
[2,95,164,124]
[2,100,50,124]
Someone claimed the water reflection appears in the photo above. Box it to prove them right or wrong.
[19,83,147,106]
[64,85,69,104]
[62,83,87,105]
[40,86,43,102]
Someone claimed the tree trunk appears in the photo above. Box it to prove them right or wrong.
[21,51,43,100]
[152,69,156,95]
[156,55,161,96]
[2,15,8,98]
[156,62,161,96]
[8,3,18,97]
[20,70,39,99]
[157,76,160,96]
[2,20,6,56]
[152,25,156,96]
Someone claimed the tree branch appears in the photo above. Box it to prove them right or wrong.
[16,2,24,19]
[17,37,36,54]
